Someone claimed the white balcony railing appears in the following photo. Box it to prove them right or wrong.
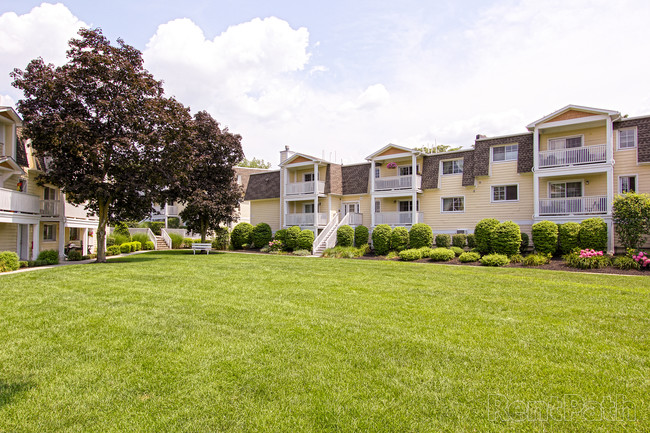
[348,213,363,226]
[375,211,424,226]
[40,199,60,216]
[539,196,608,216]
[374,175,422,191]
[285,212,328,226]
[286,180,325,195]
[64,202,96,220]
[0,188,40,214]
[538,144,606,169]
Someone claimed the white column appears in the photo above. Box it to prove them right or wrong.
[533,126,539,170]
[313,196,318,228]
[370,159,376,227]
[533,173,540,218]
[83,227,89,255]
[370,160,375,193]
[32,223,40,260]
[313,162,319,194]
[606,168,614,216]
[328,195,332,224]
[606,118,614,164]
[58,220,65,259]
[412,191,417,225]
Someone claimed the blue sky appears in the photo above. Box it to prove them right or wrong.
[2,1,650,166]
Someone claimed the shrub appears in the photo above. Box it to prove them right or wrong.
[429,247,455,262]
[458,251,480,263]
[450,246,464,257]
[167,217,181,228]
[474,218,499,254]
[0,251,20,272]
[613,256,640,270]
[354,225,369,246]
[298,229,315,251]
[322,245,369,258]
[131,233,150,247]
[292,249,311,256]
[532,221,558,255]
[612,192,650,251]
[522,253,551,266]
[579,218,607,251]
[183,238,195,248]
[212,227,229,250]
[398,248,422,261]
[274,229,287,243]
[631,251,650,269]
[466,233,476,249]
[480,253,510,267]
[385,251,399,260]
[19,261,28,268]
[107,233,129,247]
[519,232,529,254]
[564,249,610,269]
[372,225,392,255]
[113,222,131,240]
[231,222,254,249]
[107,245,121,256]
[132,241,142,251]
[509,254,523,264]
[251,223,273,248]
[418,247,434,257]
[391,227,409,252]
[37,249,59,265]
[435,233,451,248]
[492,221,521,257]
[67,250,83,261]
[143,221,164,235]
[120,244,131,254]
[452,234,466,248]
[267,239,283,252]
[168,233,183,249]
[337,225,354,247]
[557,222,580,254]
[409,223,433,249]
[143,241,154,250]
[284,226,301,251]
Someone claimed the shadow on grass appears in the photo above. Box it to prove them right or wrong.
[0,380,33,408]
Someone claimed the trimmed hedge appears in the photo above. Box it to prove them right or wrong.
[231,222,254,249]
[458,251,480,263]
[435,233,451,248]
[474,218,499,254]
[67,250,83,261]
[391,227,410,252]
[532,221,558,255]
[480,253,510,267]
[37,249,59,265]
[452,234,466,248]
[492,221,521,257]
[466,233,476,249]
[298,229,315,251]
[578,218,607,251]
[252,223,273,249]
[429,247,455,261]
[398,248,422,261]
[522,253,551,266]
[107,245,121,256]
[371,225,392,255]
[143,241,155,250]
[337,225,354,247]
[284,226,302,251]
[0,251,20,272]
[450,246,464,257]
[274,229,287,243]
[409,223,433,249]
[354,225,369,246]
[120,244,131,254]
[558,222,580,254]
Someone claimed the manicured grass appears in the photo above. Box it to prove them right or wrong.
[0,251,648,432]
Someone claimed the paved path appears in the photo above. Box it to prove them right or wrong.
[1,250,152,275]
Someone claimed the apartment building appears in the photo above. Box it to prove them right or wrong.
[0,107,99,260]
[244,105,650,253]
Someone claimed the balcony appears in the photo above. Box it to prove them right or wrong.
[40,199,60,217]
[0,188,40,214]
[286,180,325,196]
[64,202,96,221]
[285,212,328,227]
[538,144,606,169]
[375,211,424,226]
[374,175,422,191]
[347,213,363,226]
[539,196,608,216]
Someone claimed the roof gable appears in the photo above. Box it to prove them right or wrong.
[366,144,419,160]
[527,105,620,130]
[279,152,325,167]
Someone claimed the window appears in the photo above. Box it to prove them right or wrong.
[43,224,56,241]
[492,185,518,202]
[442,197,464,213]
[304,203,314,214]
[619,175,637,193]
[375,168,380,178]
[548,136,582,150]
[374,200,381,213]
[492,145,518,162]
[442,159,463,175]
[304,173,315,182]
[43,186,57,201]
[236,175,242,185]
[399,165,412,176]
[343,203,359,214]
[69,227,80,241]
[550,181,582,198]
[618,128,637,149]
[398,200,420,212]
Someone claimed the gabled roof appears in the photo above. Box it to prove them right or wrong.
[0,106,22,125]
[0,156,25,175]
[279,152,329,167]
[526,105,620,130]
[366,143,421,160]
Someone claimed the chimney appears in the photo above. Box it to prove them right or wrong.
[280,145,294,164]
[476,134,487,140]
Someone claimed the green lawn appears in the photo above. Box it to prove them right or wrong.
[0,251,648,432]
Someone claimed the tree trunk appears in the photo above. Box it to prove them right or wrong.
[96,199,109,263]
[200,218,207,243]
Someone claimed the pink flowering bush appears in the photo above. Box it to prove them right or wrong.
[564,248,611,269]
[632,251,650,268]
[268,239,283,252]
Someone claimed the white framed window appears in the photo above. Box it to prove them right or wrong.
[304,172,315,182]
[304,203,315,214]
[549,181,582,198]
[43,186,57,201]
[69,227,80,241]
[548,136,583,150]
[236,175,242,185]
[343,202,359,215]
[398,200,420,212]
[618,127,637,150]
[442,197,464,213]
[43,223,57,241]
[492,144,518,162]
[492,184,518,202]
[442,159,463,175]
[619,175,637,193]
[397,164,420,176]
[374,200,381,213]
[375,168,380,178]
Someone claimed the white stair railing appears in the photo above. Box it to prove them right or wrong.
[313,213,340,254]
[313,213,353,256]
[147,228,157,250]
[161,228,173,249]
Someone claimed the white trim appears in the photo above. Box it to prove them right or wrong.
[374,199,381,213]
[617,174,638,194]
[43,222,57,242]
[526,105,620,130]
[476,132,533,142]
[365,143,421,160]
[617,127,637,150]
[546,134,584,151]
[490,183,520,203]
[547,179,584,198]
[441,158,463,175]
[441,196,465,213]
[491,144,518,163]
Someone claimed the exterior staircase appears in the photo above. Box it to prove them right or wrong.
[155,235,169,250]
[312,213,350,256]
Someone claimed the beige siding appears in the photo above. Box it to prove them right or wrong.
[238,200,251,223]
[250,199,281,232]
[613,139,650,194]
[539,125,606,151]
[539,174,607,199]
[340,195,372,227]
[0,223,17,252]
[376,156,423,178]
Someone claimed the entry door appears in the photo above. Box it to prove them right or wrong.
[343,203,359,215]
[18,224,29,260]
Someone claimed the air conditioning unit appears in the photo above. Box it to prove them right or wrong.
[456,229,468,234]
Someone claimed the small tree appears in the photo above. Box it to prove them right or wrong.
[492,221,521,257]
[409,223,433,249]
[474,218,499,254]
[372,225,392,255]
[231,222,253,249]
[354,225,369,246]
[532,221,558,255]
[251,223,273,248]
[612,192,650,251]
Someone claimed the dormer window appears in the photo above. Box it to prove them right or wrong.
[618,128,637,150]
[492,144,518,162]
[442,159,463,175]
